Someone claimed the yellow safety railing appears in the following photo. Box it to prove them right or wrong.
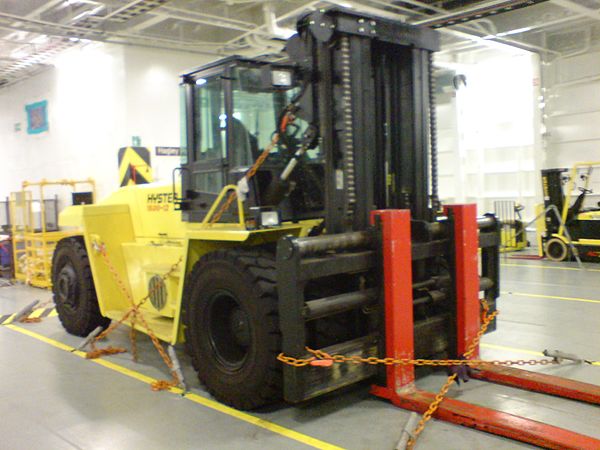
[10,178,95,289]
[200,184,246,229]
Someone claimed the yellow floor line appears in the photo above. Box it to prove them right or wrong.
[501,291,600,304]
[5,324,344,450]
[501,263,600,272]
[29,308,45,319]
[480,343,544,357]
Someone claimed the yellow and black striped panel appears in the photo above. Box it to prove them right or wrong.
[0,307,57,325]
[118,147,154,187]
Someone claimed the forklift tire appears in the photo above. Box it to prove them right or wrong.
[545,238,569,262]
[182,248,281,410]
[51,237,111,337]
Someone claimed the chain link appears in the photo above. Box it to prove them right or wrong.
[277,298,556,448]
[209,113,292,224]
[89,241,183,390]
[407,298,495,448]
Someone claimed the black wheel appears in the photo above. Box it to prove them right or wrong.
[545,238,569,262]
[183,248,281,410]
[52,237,110,336]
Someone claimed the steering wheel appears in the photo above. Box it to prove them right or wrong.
[579,187,593,194]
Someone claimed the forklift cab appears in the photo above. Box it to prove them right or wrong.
[178,57,325,225]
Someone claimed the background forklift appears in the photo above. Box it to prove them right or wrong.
[540,162,600,261]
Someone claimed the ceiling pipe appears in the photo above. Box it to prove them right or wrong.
[219,1,321,51]
[412,0,549,27]
[263,3,297,39]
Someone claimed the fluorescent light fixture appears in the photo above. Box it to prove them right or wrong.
[195,78,207,86]
[10,49,28,59]
[498,26,532,37]
[31,34,48,45]
[485,26,534,40]
[278,28,297,39]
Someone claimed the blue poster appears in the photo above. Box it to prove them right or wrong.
[26,100,48,134]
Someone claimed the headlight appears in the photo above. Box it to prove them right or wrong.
[271,70,292,87]
[260,211,281,228]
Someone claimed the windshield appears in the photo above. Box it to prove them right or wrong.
[231,66,320,168]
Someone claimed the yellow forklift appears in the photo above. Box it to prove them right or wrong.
[52,7,501,410]
[540,162,600,261]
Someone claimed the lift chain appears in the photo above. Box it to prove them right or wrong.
[88,240,183,391]
[209,109,296,224]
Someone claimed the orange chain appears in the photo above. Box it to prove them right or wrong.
[406,299,497,449]
[209,133,281,224]
[209,110,296,225]
[89,241,183,390]
[277,300,556,448]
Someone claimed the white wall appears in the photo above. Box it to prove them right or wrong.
[0,43,125,206]
[542,48,600,205]
[122,46,209,183]
[543,49,600,167]
[436,49,543,222]
[0,42,212,212]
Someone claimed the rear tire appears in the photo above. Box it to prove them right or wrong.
[545,238,569,262]
[52,237,110,337]
[182,248,281,410]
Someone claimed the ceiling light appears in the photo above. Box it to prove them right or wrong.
[496,27,533,37]
[31,34,49,45]
[10,49,29,59]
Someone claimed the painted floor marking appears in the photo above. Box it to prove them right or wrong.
[501,291,600,304]
[4,324,344,450]
[501,263,600,273]
[0,307,57,325]
[480,343,544,357]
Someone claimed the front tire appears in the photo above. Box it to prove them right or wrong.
[545,237,569,262]
[182,248,281,410]
[52,237,110,336]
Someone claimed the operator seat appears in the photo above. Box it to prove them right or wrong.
[231,117,259,165]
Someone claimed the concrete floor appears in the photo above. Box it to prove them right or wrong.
[1,258,599,449]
